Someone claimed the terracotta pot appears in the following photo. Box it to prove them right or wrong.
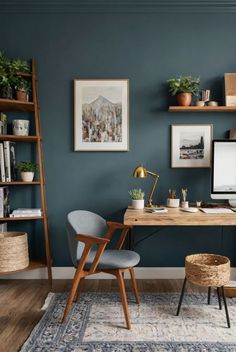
[177,93,192,106]
[16,90,29,102]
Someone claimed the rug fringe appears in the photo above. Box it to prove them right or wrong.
[41,292,55,311]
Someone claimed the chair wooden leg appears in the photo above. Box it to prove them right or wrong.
[76,277,85,303]
[116,269,131,330]
[129,268,140,304]
[61,268,82,323]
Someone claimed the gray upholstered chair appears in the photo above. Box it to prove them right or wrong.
[62,210,140,329]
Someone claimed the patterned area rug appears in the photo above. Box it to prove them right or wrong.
[20,292,236,352]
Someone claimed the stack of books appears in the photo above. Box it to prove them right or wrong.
[10,208,42,218]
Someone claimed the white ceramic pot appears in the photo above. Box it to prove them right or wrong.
[132,199,144,210]
[13,119,30,136]
[167,198,180,208]
[21,172,34,182]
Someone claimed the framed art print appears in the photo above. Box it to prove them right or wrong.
[74,79,129,151]
[171,124,213,168]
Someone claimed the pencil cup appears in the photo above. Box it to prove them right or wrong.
[181,201,189,208]
[167,198,180,208]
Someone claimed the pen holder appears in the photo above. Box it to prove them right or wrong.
[167,198,180,208]
[181,201,189,208]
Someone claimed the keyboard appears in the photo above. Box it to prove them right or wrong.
[200,208,234,214]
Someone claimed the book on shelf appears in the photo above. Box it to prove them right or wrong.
[0,143,6,182]
[0,113,7,135]
[10,208,42,217]
[0,187,10,217]
[0,141,17,182]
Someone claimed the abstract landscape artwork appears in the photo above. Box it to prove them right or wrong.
[171,124,212,168]
[74,79,129,151]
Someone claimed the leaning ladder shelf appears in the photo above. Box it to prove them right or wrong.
[0,59,52,283]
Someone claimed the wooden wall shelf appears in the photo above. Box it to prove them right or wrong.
[0,98,34,112]
[0,181,40,185]
[0,135,39,142]
[169,106,236,112]
[0,216,44,221]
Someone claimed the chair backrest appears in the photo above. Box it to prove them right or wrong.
[66,210,108,266]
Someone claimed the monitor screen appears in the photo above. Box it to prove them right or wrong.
[211,140,236,198]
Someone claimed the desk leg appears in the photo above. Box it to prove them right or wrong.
[128,227,134,251]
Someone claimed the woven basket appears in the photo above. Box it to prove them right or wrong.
[0,232,29,273]
[185,253,230,287]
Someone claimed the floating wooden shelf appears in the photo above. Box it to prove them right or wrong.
[0,98,34,112]
[0,259,46,276]
[0,181,40,185]
[169,106,236,112]
[0,134,39,142]
[0,216,44,221]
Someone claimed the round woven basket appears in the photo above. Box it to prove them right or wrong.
[0,232,29,273]
[185,253,230,287]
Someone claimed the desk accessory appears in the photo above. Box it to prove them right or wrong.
[145,207,168,213]
[200,208,234,214]
[181,188,189,208]
[167,189,180,207]
[133,165,159,208]
[180,207,198,213]
[128,188,145,209]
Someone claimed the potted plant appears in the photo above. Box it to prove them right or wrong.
[14,77,31,102]
[128,188,145,209]
[16,161,38,182]
[167,76,200,106]
[0,72,13,99]
[10,58,30,74]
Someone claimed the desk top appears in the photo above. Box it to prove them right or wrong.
[124,207,236,226]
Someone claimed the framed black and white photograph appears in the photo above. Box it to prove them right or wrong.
[74,79,129,151]
[171,124,213,168]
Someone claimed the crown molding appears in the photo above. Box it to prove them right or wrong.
[1,1,236,13]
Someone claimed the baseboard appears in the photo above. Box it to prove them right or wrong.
[1,267,236,280]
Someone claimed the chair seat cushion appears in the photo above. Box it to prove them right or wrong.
[81,249,140,270]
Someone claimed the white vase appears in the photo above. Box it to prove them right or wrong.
[132,199,144,210]
[21,172,34,182]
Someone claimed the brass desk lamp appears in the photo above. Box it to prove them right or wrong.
[133,165,160,208]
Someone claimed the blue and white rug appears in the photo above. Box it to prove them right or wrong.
[20,292,236,351]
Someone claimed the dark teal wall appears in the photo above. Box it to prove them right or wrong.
[1,8,236,266]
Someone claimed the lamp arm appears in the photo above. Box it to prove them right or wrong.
[147,173,159,207]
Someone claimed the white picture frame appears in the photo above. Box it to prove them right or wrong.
[74,79,129,151]
[171,124,213,168]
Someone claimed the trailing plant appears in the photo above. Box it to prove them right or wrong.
[14,77,31,93]
[16,161,38,173]
[167,76,200,96]
[128,188,145,200]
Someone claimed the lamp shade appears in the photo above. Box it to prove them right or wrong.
[133,165,147,178]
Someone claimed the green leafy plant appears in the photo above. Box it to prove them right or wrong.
[16,161,38,173]
[0,51,11,72]
[0,71,11,88]
[128,188,145,200]
[10,58,30,74]
[14,77,31,93]
[167,76,200,96]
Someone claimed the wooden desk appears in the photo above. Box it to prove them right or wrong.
[124,207,236,226]
[124,207,236,296]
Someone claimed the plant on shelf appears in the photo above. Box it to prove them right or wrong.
[14,77,31,102]
[128,188,145,209]
[167,76,200,106]
[0,71,13,99]
[10,58,30,74]
[16,161,38,182]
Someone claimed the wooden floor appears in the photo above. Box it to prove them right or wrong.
[0,278,221,352]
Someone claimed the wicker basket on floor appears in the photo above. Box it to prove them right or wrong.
[185,253,230,287]
[0,232,29,273]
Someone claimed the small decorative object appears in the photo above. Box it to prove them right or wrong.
[16,161,38,182]
[167,76,200,106]
[196,200,202,207]
[200,89,210,103]
[0,232,29,272]
[13,119,30,136]
[0,113,7,134]
[128,188,145,209]
[171,124,213,168]
[207,101,218,107]
[229,128,236,139]
[167,189,180,208]
[225,73,236,106]
[14,77,31,102]
[74,79,129,151]
[195,100,205,107]
[133,165,159,207]
[181,188,189,208]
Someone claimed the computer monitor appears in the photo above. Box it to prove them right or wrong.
[211,140,236,205]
